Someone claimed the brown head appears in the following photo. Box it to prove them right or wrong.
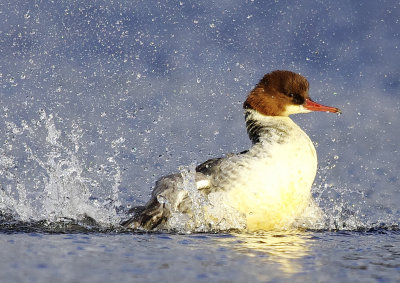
[244,70,341,116]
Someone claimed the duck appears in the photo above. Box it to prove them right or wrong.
[122,70,341,231]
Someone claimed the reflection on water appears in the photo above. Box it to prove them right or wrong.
[218,231,311,275]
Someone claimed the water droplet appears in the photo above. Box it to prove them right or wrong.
[24,10,30,19]
[157,194,168,204]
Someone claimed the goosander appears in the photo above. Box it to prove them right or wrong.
[122,70,341,231]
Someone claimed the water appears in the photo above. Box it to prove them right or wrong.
[0,230,399,282]
[1,0,399,282]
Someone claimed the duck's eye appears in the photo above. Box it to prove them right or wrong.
[288,93,294,98]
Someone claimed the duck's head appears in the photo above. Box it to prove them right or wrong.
[244,70,341,116]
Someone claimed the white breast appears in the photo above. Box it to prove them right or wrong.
[208,116,317,231]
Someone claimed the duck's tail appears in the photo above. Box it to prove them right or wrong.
[120,198,171,230]
[121,171,210,231]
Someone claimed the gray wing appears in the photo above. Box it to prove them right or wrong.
[195,150,248,179]
[121,171,211,230]
[121,151,248,230]
[195,157,224,176]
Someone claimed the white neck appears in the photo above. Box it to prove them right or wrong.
[244,109,298,144]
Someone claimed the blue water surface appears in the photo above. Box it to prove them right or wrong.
[1,231,399,282]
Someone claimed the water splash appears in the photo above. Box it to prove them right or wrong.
[309,158,400,232]
[0,113,397,233]
[164,165,209,232]
[0,110,123,230]
[165,165,246,233]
